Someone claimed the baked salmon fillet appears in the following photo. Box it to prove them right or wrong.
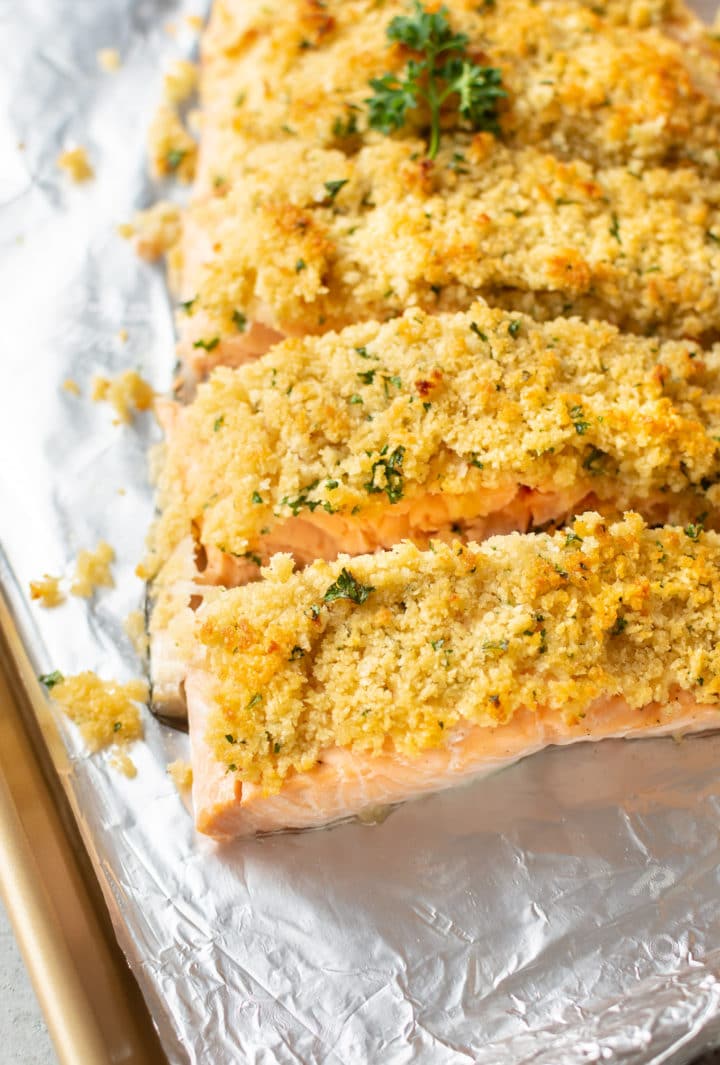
[177,136,720,373]
[195,0,720,195]
[147,303,720,590]
[168,0,720,372]
[178,512,720,837]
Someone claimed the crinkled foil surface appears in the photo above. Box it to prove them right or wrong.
[2,1,720,1062]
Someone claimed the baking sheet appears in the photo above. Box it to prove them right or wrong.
[2,1,720,1062]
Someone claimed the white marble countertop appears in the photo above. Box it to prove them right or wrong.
[0,899,57,1065]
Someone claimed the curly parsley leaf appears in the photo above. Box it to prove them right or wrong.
[323,567,375,605]
[366,1,505,158]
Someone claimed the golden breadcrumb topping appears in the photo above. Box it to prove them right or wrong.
[118,201,182,262]
[164,59,198,105]
[57,147,94,183]
[29,575,65,608]
[92,370,155,424]
[71,541,115,598]
[196,0,720,189]
[147,104,197,182]
[167,759,193,790]
[97,48,121,72]
[194,513,720,793]
[149,304,720,573]
[181,136,720,345]
[48,673,146,752]
[62,378,81,396]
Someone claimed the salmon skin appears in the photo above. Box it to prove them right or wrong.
[170,513,720,838]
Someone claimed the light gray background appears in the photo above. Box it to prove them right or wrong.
[0,900,56,1065]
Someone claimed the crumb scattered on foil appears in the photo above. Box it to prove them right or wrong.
[118,327,129,343]
[92,369,155,423]
[168,760,193,791]
[124,609,149,657]
[97,48,121,72]
[29,574,65,607]
[43,672,146,753]
[147,104,197,182]
[63,377,81,396]
[71,540,115,598]
[118,201,181,262]
[163,59,197,106]
[57,146,94,182]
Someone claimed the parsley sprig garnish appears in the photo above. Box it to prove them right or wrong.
[366,1,505,159]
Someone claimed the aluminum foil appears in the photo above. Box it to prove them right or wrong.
[2,1,720,1062]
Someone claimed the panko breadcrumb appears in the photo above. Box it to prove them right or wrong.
[71,541,115,598]
[97,48,121,72]
[148,104,197,182]
[163,59,198,105]
[92,369,155,424]
[192,513,720,794]
[29,575,65,608]
[47,672,146,753]
[167,759,193,790]
[118,201,182,262]
[57,147,94,183]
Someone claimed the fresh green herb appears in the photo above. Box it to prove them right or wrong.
[225,734,236,744]
[482,639,508,657]
[357,369,377,384]
[242,551,262,567]
[569,404,590,435]
[282,480,331,516]
[39,670,64,689]
[365,1,506,159]
[234,91,246,106]
[192,337,220,352]
[323,567,375,605]
[289,646,305,660]
[324,179,348,202]
[565,531,583,547]
[273,741,282,754]
[213,415,225,432]
[228,763,237,772]
[383,374,402,396]
[469,453,484,469]
[609,615,627,635]
[684,522,703,541]
[180,297,196,314]
[232,310,247,332]
[332,108,360,139]
[247,693,263,709]
[508,319,521,338]
[295,258,307,272]
[364,445,405,503]
[431,638,445,651]
[609,212,622,244]
[251,491,263,504]
[448,150,469,173]
[213,175,226,189]
[707,230,720,245]
[582,446,605,472]
[166,148,186,171]
[113,721,122,733]
[469,322,487,341]
[349,393,364,404]
[326,480,339,490]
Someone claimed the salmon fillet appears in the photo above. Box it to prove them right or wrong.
[167,0,720,373]
[176,137,720,372]
[146,303,720,593]
[173,513,720,837]
[197,0,720,193]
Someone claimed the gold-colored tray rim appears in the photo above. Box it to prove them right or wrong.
[0,581,167,1065]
